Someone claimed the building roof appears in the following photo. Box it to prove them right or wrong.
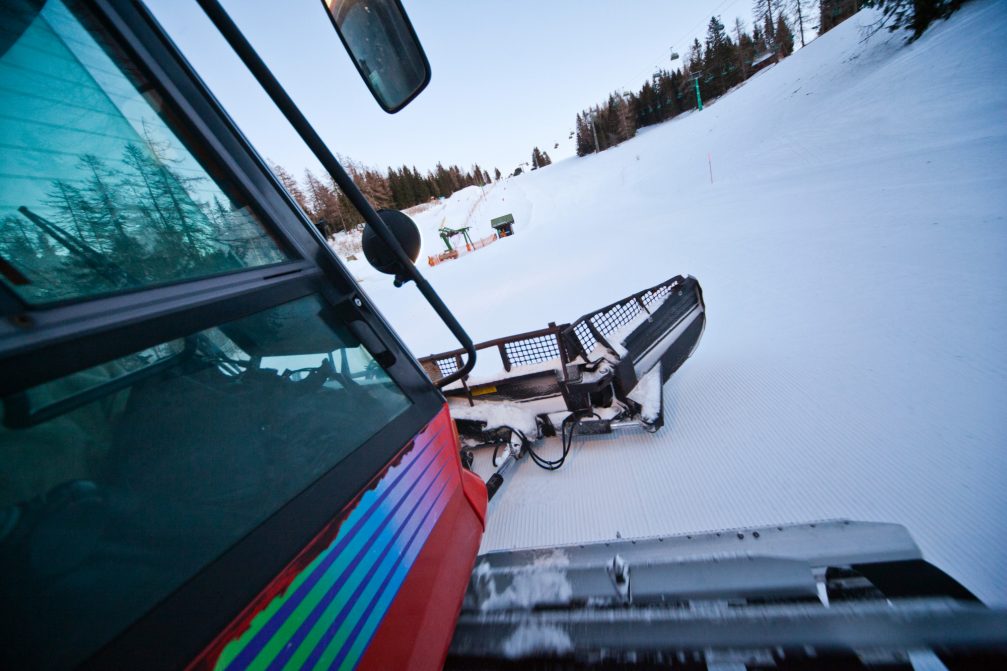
[491,214,514,228]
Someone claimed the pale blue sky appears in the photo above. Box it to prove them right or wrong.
[146,1,756,179]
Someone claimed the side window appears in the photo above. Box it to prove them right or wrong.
[0,294,412,668]
[0,0,289,305]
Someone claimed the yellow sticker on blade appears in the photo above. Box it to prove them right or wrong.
[471,385,497,396]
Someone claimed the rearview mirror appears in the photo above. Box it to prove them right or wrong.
[322,0,431,113]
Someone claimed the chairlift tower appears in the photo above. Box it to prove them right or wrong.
[670,46,703,112]
[690,72,704,111]
[439,226,473,252]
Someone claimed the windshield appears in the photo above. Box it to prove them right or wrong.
[0,0,288,306]
[148,0,1007,614]
[0,293,411,668]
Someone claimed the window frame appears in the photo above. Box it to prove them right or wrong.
[0,1,446,668]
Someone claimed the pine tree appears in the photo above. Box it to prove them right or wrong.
[45,178,104,252]
[764,13,777,50]
[733,19,753,79]
[704,16,741,98]
[531,147,543,169]
[0,215,69,288]
[140,132,212,253]
[688,38,704,72]
[663,69,685,117]
[679,70,695,111]
[775,13,795,56]
[448,165,463,191]
[637,80,657,126]
[753,0,779,36]
[412,166,431,202]
[789,0,815,47]
[494,167,502,181]
[386,167,400,208]
[359,167,393,210]
[424,171,438,198]
[32,140,245,288]
[614,94,637,143]
[304,168,343,234]
[398,166,415,207]
[78,153,130,252]
[575,113,593,156]
[820,0,861,33]
[432,162,449,197]
[753,22,766,52]
[388,165,419,209]
[270,162,311,214]
[863,0,964,40]
[332,181,360,232]
[127,146,213,270]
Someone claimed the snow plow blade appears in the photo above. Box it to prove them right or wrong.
[419,275,705,437]
[446,521,1007,668]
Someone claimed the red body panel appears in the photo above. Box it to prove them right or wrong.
[358,484,484,670]
[359,410,486,669]
[188,404,486,670]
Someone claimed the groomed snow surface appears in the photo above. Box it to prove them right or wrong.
[355,3,1007,606]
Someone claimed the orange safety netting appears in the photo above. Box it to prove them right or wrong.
[428,233,498,267]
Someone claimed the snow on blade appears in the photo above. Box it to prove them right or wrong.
[501,622,574,659]
[474,550,574,612]
[627,366,662,423]
[449,400,540,438]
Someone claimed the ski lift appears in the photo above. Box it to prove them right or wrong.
[438,225,473,251]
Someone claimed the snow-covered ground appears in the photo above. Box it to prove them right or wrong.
[357,3,1007,605]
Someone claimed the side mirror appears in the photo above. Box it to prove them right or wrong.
[322,0,431,113]
[362,209,421,286]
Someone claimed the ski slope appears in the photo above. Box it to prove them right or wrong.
[352,3,1007,605]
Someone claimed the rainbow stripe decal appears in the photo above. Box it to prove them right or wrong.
[209,413,456,671]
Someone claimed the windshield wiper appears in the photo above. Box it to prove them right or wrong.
[17,206,134,288]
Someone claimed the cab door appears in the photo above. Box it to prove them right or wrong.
[0,1,484,668]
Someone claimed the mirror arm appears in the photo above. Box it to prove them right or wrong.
[194,0,475,388]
